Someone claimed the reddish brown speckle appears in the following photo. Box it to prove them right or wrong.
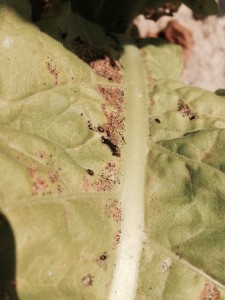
[82,274,94,286]
[105,200,121,223]
[32,177,48,195]
[150,98,155,106]
[198,282,220,300]
[178,99,199,120]
[57,184,64,194]
[27,165,37,178]
[82,176,90,192]
[113,231,121,249]
[91,164,121,191]
[87,120,94,130]
[46,60,59,85]
[38,151,46,159]
[98,86,125,149]
[105,161,117,172]
[49,170,59,183]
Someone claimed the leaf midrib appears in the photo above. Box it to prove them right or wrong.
[109,44,149,300]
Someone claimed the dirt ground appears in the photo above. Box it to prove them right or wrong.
[134,4,225,92]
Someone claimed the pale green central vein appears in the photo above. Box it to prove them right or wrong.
[109,44,149,300]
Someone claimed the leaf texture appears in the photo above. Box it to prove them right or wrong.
[0,1,224,300]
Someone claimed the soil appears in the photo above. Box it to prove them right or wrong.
[134,4,225,92]
[73,37,122,83]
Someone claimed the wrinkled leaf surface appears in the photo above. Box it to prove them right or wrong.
[0,1,224,300]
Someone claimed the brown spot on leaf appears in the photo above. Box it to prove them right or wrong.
[49,170,59,182]
[98,86,125,154]
[46,59,59,85]
[178,99,199,120]
[32,177,48,195]
[91,175,114,191]
[198,282,220,300]
[113,230,121,249]
[98,86,124,110]
[87,120,94,130]
[81,85,124,192]
[105,200,121,223]
[105,161,117,172]
[57,184,64,194]
[148,116,162,125]
[82,176,90,192]
[27,165,37,178]
[150,98,155,106]
[37,151,46,159]
[73,37,122,83]
[204,151,213,160]
[81,274,94,286]
[90,161,121,192]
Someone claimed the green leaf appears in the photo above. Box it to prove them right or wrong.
[137,38,183,81]
[136,81,225,299]
[0,1,225,300]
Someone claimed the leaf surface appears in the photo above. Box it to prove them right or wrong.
[0,2,225,300]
